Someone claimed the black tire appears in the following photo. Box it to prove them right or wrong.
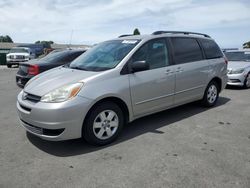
[7,64,11,68]
[202,81,219,107]
[243,72,250,89]
[82,102,124,146]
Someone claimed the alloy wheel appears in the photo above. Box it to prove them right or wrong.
[93,110,119,140]
[207,84,218,104]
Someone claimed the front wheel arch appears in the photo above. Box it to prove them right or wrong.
[82,97,130,138]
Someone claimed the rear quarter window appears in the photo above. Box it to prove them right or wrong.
[171,37,203,64]
[199,39,223,59]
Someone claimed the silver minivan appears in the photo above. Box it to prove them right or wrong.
[17,31,228,145]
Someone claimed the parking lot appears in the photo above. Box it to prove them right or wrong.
[0,67,249,188]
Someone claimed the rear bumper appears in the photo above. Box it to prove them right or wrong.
[227,73,245,86]
[17,90,92,141]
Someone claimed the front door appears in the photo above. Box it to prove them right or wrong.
[128,38,175,117]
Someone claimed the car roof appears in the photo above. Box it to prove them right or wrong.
[114,31,213,41]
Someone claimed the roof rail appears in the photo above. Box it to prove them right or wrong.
[118,34,134,38]
[152,31,211,38]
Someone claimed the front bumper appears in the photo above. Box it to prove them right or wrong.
[227,73,245,86]
[17,91,92,141]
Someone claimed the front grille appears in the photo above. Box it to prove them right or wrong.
[21,119,65,136]
[10,55,25,59]
[25,93,41,102]
[16,55,25,59]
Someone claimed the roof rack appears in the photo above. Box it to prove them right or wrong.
[152,31,211,38]
[118,34,134,38]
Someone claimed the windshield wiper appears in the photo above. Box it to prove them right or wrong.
[70,66,88,71]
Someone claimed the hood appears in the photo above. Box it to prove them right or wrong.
[227,61,250,70]
[24,67,99,96]
[7,52,29,56]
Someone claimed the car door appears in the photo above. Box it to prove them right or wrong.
[128,38,175,117]
[170,37,209,105]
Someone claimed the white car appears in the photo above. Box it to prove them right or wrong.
[6,47,35,68]
[225,49,250,88]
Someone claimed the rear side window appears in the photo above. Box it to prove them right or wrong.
[171,37,203,64]
[200,39,223,59]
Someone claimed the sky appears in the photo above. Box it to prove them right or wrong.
[0,0,250,48]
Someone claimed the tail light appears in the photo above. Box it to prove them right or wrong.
[28,65,39,75]
[224,56,228,64]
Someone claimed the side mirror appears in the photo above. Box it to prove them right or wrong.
[131,61,149,73]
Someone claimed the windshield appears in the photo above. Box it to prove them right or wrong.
[9,48,29,53]
[40,50,70,62]
[69,39,140,71]
[225,51,250,61]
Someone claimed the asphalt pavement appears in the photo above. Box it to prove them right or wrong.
[0,67,249,188]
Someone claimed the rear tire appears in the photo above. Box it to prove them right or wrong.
[82,102,124,146]
[202,81,219,107]
[243,72,250,89]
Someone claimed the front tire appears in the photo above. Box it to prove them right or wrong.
[7,64,11,68]
[243,72,250,89]
[82,102,124,146]
[202,81,219,107]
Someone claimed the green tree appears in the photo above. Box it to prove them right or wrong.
[0,35,13,43]
[133,28,140,35]
[35,40,54,48]
[243,41,250,48]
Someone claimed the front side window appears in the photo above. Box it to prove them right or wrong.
[171,37,203,64]
[69,40,140,71]
[131,39,169,69]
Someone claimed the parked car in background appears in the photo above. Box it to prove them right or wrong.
[18,43,51,57]
[225,49,250,88]
[6,47,35,68]
[16,49,86,88]
[17,31,227,145]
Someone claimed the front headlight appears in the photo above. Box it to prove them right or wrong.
[41,83,83,103]
[231,68,245,74]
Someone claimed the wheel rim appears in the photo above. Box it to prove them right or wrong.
[93,110,119,140]
[207,85,218,104]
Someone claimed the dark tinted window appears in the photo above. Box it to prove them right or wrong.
[132,39,169,69]
[40,50,71,63]
[171,37,203,64]
[66,51,85,62]
[200,39,223,59]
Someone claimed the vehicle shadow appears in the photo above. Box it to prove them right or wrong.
[27,97,230,157]
[225,85,247,90]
